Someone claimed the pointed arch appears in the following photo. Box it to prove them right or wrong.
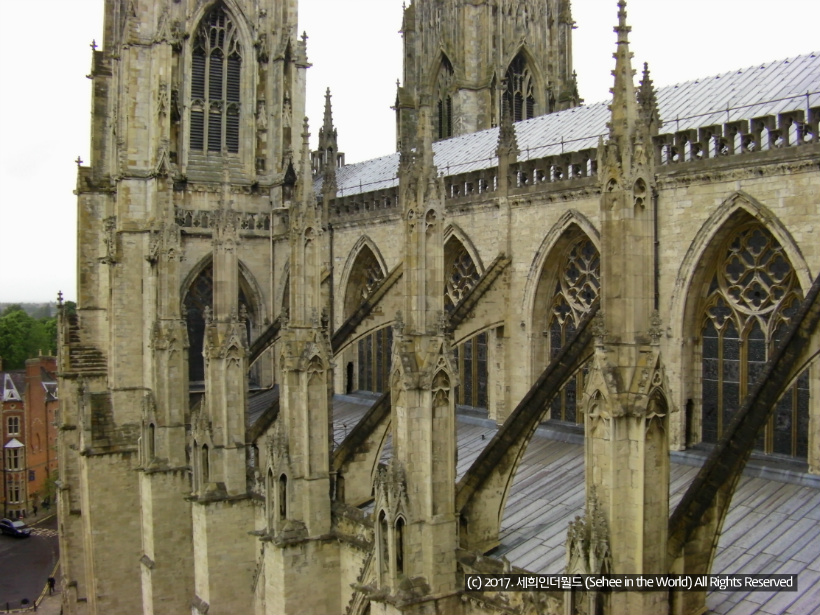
[181,254,258,384]
[528,215,601,423]
[671,191,812,335]
[339,236,389,321]
[442,228,487,408]
[429,52,456,140]
[443,228,483,312]
[184,0,255,169]
[677,197,812,458]
[523,209,600,319]
[502,46,544,122]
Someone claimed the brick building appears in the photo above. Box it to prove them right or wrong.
[24,357,59,512]
[1,358,59,519]
[2,369,26,518]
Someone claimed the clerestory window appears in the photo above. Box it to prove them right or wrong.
[190,4,241,154]
[503,53,536,122]
[547,237,600,423]
[700,222,809,458]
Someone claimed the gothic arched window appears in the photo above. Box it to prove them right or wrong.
[190,4,242,153]
[444,241,480,312]
[183,262,254,385]
[547,237,600,423]
[503,53,536,122]
[700,222,809,458]
[444,239,487,408]
[435,57,455,140]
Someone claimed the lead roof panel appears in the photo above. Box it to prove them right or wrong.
[322,52,819,198]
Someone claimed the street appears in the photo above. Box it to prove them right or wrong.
[0,515,58,610]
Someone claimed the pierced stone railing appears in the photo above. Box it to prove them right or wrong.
[654,108,819,165]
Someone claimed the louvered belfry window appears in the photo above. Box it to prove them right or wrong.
[503,53,535,123]
[190,4,241,154]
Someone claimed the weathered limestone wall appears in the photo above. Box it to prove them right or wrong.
[139,469,194,615]
[80,452,143,615]
[192,498,255,614]
[263,540,341,615]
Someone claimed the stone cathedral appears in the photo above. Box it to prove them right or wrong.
[57,0,819,614]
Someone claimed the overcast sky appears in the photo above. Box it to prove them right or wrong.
[1,0,818,303]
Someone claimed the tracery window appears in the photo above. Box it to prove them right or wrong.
[547,238,600,423]
[444,244,480,312]
[190,4,242,154]
[343,246,384,320]
[183,263,253,385]
[701,223,808,458]
[436,57,455,140]
[444,241,487,407]
[503,53,536,123]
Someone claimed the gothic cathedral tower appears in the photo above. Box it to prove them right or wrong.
[58,1,305,613]
[396,0,578,148]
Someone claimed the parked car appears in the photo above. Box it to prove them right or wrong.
[0,518,31,538]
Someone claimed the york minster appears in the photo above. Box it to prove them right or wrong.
[57,0,819,613]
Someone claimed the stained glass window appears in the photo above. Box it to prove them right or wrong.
[700,223,808,458]
[444,243,480,312]
[547,238,600,423]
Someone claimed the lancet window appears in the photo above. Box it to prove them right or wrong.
[547,237,600,423]
[700,222,809,458]
[503,53,536,122]
[190,4,242,154]
[436,57,455,140]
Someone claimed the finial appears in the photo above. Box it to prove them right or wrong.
[301,31,308,44]
[75,156,83,166]
[57,291,64,307]
[608,0,637,140]
[615,1,630,42]
[90,39,98,51]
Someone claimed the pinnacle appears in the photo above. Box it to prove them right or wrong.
[322,87,334,134]
[609,0,637,140]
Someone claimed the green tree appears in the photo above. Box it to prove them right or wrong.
[0,305,57,369]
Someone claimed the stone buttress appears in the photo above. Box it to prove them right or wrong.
[571,3,669,614]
